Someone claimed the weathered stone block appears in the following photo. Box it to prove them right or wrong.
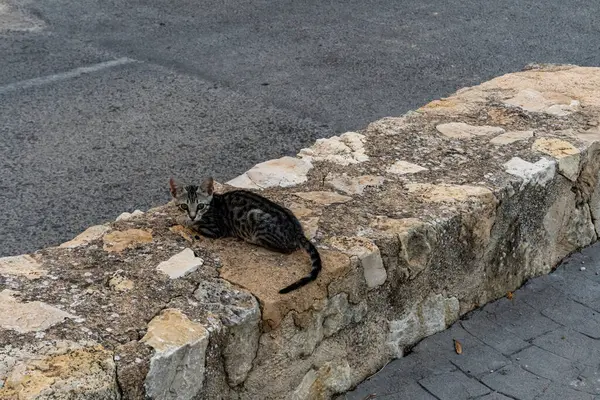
[141,309,209,400]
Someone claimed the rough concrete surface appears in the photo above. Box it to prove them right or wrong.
[2,65,600,399]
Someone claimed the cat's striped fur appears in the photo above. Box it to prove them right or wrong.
[169,177,322,294]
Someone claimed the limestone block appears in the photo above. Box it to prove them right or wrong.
[294,191,352,205]
[0,254,46,279]
[387,294,460,357]
[328,236,387,288]
[543,189,597,267]
[370,217,438,279]
[291,360,353,400]
[102,229,152,252]
[116,210,144,221]
[108,275,135,292]
[326,173,384,195]
[436,122,505,139]
[503,157,556,189]
[406,183,495,205]
[298,132,368,165]
[59,225,110,248]
[227,156,313,189]
[156,248,203,279]
[226,172,261,189]
[532,138,581,181]
[0,290,75,333]
[141,309,209,400]
[490,130,534,145]
[504,88,580,116]
[0,343,118,399]
[194,280,261,387]
[218,243,351,329]
[386,160,428,175]
[321,293,367,338]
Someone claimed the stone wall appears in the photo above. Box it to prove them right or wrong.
[2,64,600,400]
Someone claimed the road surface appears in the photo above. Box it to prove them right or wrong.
[1,0,600,256]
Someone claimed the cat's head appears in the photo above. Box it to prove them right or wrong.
[169,177,214,221]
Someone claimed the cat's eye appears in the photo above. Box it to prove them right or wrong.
[197,204,206,211]
[179,204,188,211]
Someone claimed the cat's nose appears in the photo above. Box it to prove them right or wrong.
[189,213,196,221]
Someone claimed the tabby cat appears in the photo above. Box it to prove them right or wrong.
[169,177,322,294]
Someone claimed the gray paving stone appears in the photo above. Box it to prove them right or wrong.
[533,328,600,367]
[372,393,437,400]
[411,323,509,377]
[561,252,600,284]
[520,284,568,312]
[413,322,480,351]
[534,383,596,400]
[481,295,523,315]
[451,343,511,378]
[481,365,551,400]
[546,271,600,310]
[419,370,490,400]
[461,316,529,356]
[340,376,437,400]
[511,346,578,384]
[541,299,600,339]
[398,351,457,381]
[485,301,560,341]
[476,393,513,400]
[572,365,600,395]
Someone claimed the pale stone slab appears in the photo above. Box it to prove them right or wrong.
[141,309,209,400]
[59,225,110,248]
[406,183,494,203]
[115,210,144,221]
[298,132,368,165]
[294,191,352,205]
[490,130,534,145]
[326,173,384,195]
[504,88,580,116]
[532,138,581,181]
[226,173,261,189]
[436,122,505,139]
[0,290,75,333]
[227,156,313,189]
[503,157,556,188]
[0,254,46,279]
[102,229,152,252]
[386,160,428,175]
[156,248,203,279]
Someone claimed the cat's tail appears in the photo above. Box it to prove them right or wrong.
[278,238,322,294]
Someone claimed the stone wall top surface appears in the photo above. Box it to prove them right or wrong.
[2,64,600,400]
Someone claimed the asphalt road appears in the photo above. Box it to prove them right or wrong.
[1,0,600,256]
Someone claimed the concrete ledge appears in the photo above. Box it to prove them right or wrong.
[2,64,600,399]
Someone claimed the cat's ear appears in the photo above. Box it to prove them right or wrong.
[200,177,214,195]
[169,177,183,198]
